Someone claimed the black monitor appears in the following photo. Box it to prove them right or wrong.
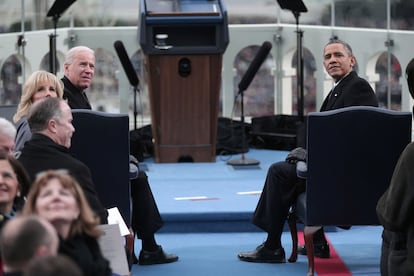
[47,0,76,19]
[276,0,307,13]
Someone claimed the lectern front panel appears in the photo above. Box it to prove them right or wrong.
[146,54,222,162]
[139,0,228,162]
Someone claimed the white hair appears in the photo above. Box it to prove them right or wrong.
[64,46,94,65]
[0,117,16,139]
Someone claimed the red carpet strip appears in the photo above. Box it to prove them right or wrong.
[298,232,351,275]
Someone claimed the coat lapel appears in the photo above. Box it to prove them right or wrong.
[320,71,356,111]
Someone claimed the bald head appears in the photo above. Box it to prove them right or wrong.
[0,117,16,155]
[0,215,59,272]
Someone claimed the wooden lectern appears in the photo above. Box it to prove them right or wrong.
[139,0,229,163]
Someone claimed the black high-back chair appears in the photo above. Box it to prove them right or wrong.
[70,109,131,224]
[0,104,18,123]
[287,106,412,276]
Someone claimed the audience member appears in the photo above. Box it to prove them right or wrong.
[376,57,414,276]
[0,117,16,156]
[22,170,112,276]
[17,97,107,223]
[62,45,178,265]
[0,215,59,276]
[13,70,64,154]
[23,255,82,276]
[61,45,94,109]
[238,39,379,263]
[0,150,30,222]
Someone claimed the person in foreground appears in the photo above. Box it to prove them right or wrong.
[238,39,379,263]
[0,150,30,227]
[22,170,112,276]
[376,57,414,276]
[13,70,64,155]
[0,117,16,156]
[62,45,178,265]
[0,215,59,276]
[23,255,82,276]
[17,97,108,224]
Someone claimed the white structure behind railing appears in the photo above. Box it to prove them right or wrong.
[0,24,413,128]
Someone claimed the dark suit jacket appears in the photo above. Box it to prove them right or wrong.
[297,71,378,148]
[62,76,92,110]
[17,133,108,223]
[377,142,414,275]
[320,71,379,111]
[59,234,112,276]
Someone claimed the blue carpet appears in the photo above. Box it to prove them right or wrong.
[132,226,381,276]
[130,149,381,275]
[142,149,289,232]
[142,148,335,233]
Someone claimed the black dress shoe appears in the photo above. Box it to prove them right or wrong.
[298,243,330,258]
[238,243,286,263]
[138,246,179,265]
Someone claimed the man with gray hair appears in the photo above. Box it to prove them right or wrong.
[0,215,59,275]
[0,117,16,156]
[61,45,95,109]
[61,46,179,265]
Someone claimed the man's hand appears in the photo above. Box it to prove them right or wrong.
[285,147,307,164]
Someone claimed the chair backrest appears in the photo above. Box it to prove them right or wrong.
[70,109,131,225]
[0,104,17,123]
[304,106,412,226]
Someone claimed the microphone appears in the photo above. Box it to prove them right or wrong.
[238,41,272,92]
[114,40,139,88]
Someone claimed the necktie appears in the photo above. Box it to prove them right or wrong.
[81,91,89,103]
[81,91,92,109]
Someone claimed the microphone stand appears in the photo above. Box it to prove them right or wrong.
[294,10,304,122]
[46,0,77,75]
[49,15,58,75]
[276,0,307,122]
[227,88,260,166]
[132,85,139,130]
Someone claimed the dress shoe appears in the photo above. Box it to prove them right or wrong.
[298,243,330,258]
[238,243,286,263]
[138,246,179,265]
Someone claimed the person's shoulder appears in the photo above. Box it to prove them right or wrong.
[400,142,414,159]
[15,117,28,128]
[346,72,373,91]
[347,71,369,85]
[69,233,99,248]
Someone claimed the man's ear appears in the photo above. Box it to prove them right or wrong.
[63,63,69,74]
[350,55,356,68]
[48,119,58,134]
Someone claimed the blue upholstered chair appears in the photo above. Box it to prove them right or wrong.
[287,106,412,276]
[70,109,131,223]
[69,109,134,255]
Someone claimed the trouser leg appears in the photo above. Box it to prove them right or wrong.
[130,171,164,239]
[253,161,301,245]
